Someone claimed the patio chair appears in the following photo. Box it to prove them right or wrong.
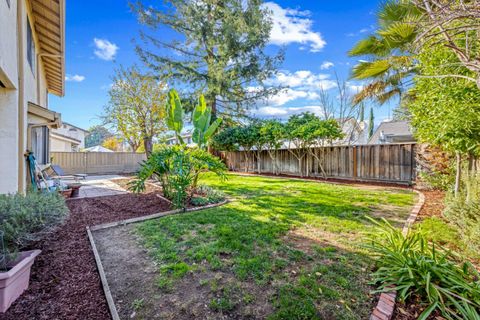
[45,164,88,182]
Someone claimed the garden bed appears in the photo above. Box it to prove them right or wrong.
[1,192,171,320]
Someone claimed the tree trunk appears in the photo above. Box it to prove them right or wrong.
[306,153,309,177]
[257,150,261,173]
[143,136,153,156]
[128,141,140,153]
[244,152,249,172]
[298,157,303,177]
[454,152,462,198]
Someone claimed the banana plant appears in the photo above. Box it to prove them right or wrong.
[166,89,185,144]
[165,89,222,149]
[192,94,222,150]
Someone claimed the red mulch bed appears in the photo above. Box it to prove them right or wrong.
[1,193,171,320]
[391,189,446,320]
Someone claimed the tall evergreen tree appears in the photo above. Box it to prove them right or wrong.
[368,107,374,138]
[131,0,284,121]
[359,102,365,122]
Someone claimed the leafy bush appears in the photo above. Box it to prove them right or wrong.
[418,170,455,191]
[444,197,480,257]
[191,185,226,206]
[0,191,68,255]
[365,219,480,320]
[130,145,226,209]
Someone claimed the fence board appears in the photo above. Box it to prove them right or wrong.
[51,152,147,175]
[223,143,416,184]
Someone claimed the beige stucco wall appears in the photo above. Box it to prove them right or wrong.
[0,0,53,194]
[0,0,20,194]
[50,136,74,152]
[53,123,87,149]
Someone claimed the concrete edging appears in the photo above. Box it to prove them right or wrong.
[86,200,228,320]
[370,189,426,320]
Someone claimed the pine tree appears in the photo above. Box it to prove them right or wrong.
[131,0,284,121]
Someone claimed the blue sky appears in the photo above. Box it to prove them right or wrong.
[50,0,396,130]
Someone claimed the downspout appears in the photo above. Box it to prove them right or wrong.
[17,0,25,192]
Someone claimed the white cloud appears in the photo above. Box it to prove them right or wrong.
[346,26,374,37]
[346,82,364,92]
[65,74,85,82]
[320,61,334,70]
[93,38,119,61]
[265,70,336,90]
[252,69,337,111]
[263,2,326,52]
[266,88,320,106]
[255,105,326,117]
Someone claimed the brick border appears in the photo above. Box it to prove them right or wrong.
[370,189,425,320]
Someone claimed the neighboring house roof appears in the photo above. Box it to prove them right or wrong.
[83,145,113,152]
[165,132,193,141]
[62,122,89,133]
[50,132,81,144]
[368,121,415,144]
[30,0,66,96]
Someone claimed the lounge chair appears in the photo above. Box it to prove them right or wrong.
[45,164,87,182]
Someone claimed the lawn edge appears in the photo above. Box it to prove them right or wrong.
[86,200,228,320]
[369,189,425,320]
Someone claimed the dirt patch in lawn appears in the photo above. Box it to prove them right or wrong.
[92,224,276,320]
[93,222,376,320]
[1,193,171,320]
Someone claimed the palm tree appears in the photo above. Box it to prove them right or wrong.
[348,1,421,105]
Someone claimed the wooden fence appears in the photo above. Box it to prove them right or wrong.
[51,152,147,175]
[223,143,417,184]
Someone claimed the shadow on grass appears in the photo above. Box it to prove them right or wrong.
[126,174,414,319]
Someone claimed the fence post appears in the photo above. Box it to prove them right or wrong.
[353,146,358,180]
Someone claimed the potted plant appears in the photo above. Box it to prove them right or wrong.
[0,192,68,312]
[0,234,41,313]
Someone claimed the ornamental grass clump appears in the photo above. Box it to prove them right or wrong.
[0,191,69,255]
[365,218,480,320]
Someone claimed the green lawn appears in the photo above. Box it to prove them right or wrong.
[135,174,415,319]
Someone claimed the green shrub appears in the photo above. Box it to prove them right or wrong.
[0,191,69,255]
[130,145,226,209]
[365,219,480,320]
[191,185,226,206]
[443,197,480,257]
[418,170,455,191]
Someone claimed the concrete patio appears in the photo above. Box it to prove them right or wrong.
[64,175,128,199]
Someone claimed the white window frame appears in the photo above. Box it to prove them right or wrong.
[31,126,49,165]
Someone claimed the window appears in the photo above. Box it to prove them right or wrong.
[31,126,49,165]
[27,17,35,75]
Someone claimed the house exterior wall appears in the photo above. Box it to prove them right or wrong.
[0,0,56,194]
[50,137,73,152]
[51,123,87,150]
[0,0,21,194]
